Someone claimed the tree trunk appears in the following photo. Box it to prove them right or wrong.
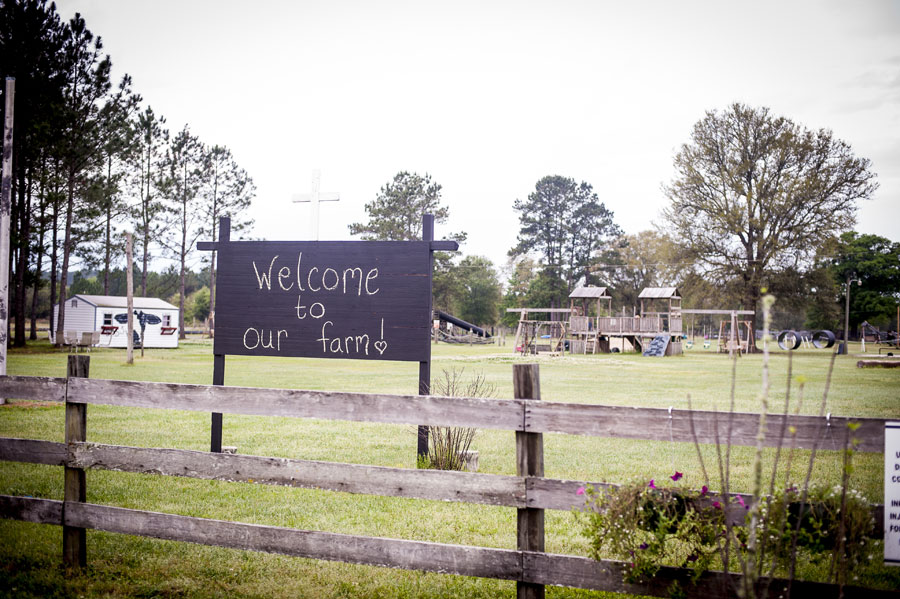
[103,153,112,295]
[30,170,46,341]
[13,164,29,347]
[208,168,219,339]
[49,180,58,338]
[55,169,76,346]
[141,143,151,297]
[29,157,47,341]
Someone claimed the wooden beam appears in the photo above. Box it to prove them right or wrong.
[682,309,755,316]
[429,240,459,251]
[521,552,896,598]
[67,443,526,507]
[64,355,89,570]
[65,378,525,432]
[0,495,63,525]
[514,363,544,599]
[506,308,573,314]
[24,498,889,598]
[63,502,522,581]
[0,438,66,465]
[0,375,67,402]
[523,402,886,452]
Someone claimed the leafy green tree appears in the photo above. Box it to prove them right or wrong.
[432,254,463,314]
[349,171,465,242]
[131,105,168,296]
[349,171,465,311]
[93,81,140,294]
[500,257,539,327]
[160,125,205,339]
[829,232,900,331]
[55,13,119,345]
[455,256,502,326]
[510,175,621,306]
[663,103,878,346]
[199,144,255,337]
[0,0,67,345]
[595,231,682,312]
[190,286,211,323]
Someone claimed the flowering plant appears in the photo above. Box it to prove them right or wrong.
[579,475,875,591]
[578,473,725,584]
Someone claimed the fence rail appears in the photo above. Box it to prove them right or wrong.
[0,360,895,599]
[2,375,885,452]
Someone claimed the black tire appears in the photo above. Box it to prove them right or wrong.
[811,330,836,349]
[777,330,801,351]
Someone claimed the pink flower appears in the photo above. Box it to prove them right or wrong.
[712,501,722,509]
[670,471,683,482]
[701,485,709,496]
[737,495,747,509]
[648,479,657,489]
[576,487,585,496]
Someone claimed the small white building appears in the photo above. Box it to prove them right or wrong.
[51,294,180,348]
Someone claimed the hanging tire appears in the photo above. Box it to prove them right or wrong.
[777,330,801,351]
[812,330,836,349]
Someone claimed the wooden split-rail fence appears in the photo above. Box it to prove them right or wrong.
[0,356,896,599]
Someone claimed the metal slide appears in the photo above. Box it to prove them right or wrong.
[434,310,491,338]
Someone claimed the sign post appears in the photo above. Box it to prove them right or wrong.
[198,214,456,456]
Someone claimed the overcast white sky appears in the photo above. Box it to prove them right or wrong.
[55,0,900,274]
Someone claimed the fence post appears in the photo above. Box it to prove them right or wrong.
[64,354,89,570]
[513,363,544,599]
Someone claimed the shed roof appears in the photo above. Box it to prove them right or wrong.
[69,294,178,311]
[569,286,610,299]
[638,287,681,299]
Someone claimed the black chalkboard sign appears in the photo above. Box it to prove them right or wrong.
[214,240,433,362]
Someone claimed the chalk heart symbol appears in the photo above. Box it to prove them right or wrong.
[374,340,388,355]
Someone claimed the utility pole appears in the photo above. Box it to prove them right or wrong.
[842,275,860,355]
[0,78,16,404]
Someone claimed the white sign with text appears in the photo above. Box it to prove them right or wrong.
[886,422,900,566]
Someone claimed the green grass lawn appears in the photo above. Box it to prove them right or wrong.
[1,338,898,598]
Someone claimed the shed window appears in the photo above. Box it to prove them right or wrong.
[162,314,171,327]
[103,313,112,326]
[71,299,78,308]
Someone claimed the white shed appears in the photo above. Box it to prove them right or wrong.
[51,294,180,348]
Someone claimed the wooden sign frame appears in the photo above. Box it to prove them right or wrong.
[198,215,457,455]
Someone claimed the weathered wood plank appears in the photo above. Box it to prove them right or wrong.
[0,494,63,525]
[0,437,66,466]
[525,402,886,452]
[65,378,524,431]
[64,502,522,580]
[68,443,526,507]
[514,363,544,599]
[0,375,66,402]
[857,360,900,368]
[64,355,89,570]
[522,552,900,598]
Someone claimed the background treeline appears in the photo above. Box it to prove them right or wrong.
[0,0,254,344]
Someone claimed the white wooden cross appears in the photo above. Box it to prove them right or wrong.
[291,169,340,241]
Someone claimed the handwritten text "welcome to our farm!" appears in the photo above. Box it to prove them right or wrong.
[213,240,430,362]
[245,253,388,357]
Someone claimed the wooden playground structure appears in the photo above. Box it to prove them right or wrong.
[510,286,756,357]
[508,308,572,355]
[510,287,687,356]
[681,309,755,356]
